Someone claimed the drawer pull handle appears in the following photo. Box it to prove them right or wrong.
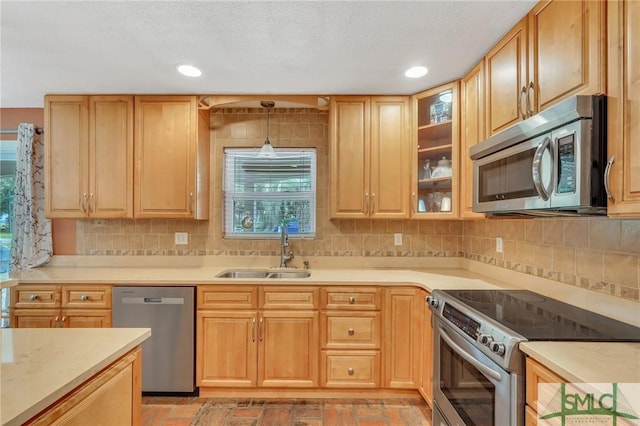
[80,295,89,301]
[29,294,39,301]
[348,296,356,304]
[348,368,354,376]
[348,328,355,336]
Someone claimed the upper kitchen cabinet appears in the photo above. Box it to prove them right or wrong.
[45,95,133,219]
[460,61,486,219]
[134,96,210,219]
[330,96,410,219]
[485,17,528,136]
[527,0,606,113]
[606,0,640,216]
[412,82,459,218]
[485,0,605,137]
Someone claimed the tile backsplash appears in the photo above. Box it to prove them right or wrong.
[72,108,640,302]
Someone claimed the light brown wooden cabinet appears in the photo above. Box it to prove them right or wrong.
[330,96,410,219]
[485,0,605,137]
[525,357,567,424]
[197,286,319,390]
[25,347,142,426]
[45,95,133,218]
[606,0,640,216]
[412,82,459,218]
[460,61,486,219]
[134,95,210,219]
[418,289,433,405]
[383,287,423,389]
[11,284,112,328]
[485,17,528,136]
[320,287,382,388]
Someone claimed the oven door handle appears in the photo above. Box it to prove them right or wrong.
[438,325,503,382]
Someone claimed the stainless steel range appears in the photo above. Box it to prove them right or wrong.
[427,289,640,426]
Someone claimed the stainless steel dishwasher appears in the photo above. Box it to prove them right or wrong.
[112,286,195,393]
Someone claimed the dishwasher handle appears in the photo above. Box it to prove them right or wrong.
[122,297,185,305]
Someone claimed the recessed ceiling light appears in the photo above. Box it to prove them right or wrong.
[405,66,428,78]
[177,65,202,77]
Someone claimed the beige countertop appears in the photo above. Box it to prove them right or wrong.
[0,279,17,289]
[520,341,640,384]
[11,256,640,328]
[0,327,151,426]
[6,255,640,415]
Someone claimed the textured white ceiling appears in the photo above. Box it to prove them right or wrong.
[0,1,537,107]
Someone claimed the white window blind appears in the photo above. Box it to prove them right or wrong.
[223,148,316,238]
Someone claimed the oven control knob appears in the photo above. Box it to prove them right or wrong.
[478,334,493,346]
[490,342,506,356]
[425,296,439,308]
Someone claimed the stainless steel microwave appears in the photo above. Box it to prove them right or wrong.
[470,95,608,216]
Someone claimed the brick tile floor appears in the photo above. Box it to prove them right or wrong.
[141,397,433,426]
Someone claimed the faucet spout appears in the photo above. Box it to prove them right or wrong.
[279,226,294,268]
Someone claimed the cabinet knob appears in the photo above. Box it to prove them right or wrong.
[80,295,89,301]
[29,294,38,301]
[348,368,354,376]
[348,328,355,336]
[348,296,356,304]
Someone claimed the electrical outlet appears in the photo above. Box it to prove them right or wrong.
[175,232,188,245]
[394,233,403,246]
[496,237,503,253]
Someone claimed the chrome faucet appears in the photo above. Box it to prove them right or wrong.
[279,226,294,268]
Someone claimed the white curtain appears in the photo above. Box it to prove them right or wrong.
[9,123,52,272]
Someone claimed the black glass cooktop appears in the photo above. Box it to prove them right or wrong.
[442,289,640,341]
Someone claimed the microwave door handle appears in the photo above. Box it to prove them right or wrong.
[532,137,552,201]
[604,155,615,201]
[438,325,503,382]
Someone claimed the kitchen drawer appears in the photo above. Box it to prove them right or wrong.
[321,312,381,349]
[321,287,381,310]
[321,350,380,388]
[12,285,61,308]
[260,286,319,310]
[62,285,112,309]
[198,286,257,309]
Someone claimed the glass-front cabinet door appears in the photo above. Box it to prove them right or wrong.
[412,82,459,218]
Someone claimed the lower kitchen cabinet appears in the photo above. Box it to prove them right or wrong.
[384,288,423,389]
[11,284,112,328]
[197,310,257,387]
[320,287,382,389]
[259,310,319,387]
[196,284,431,397]
[25,347,142,426]
[419,289,434,405]
[525,357,567,425]
[196,286,319,389]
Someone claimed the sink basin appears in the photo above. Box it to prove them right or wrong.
[216,270,270,279]
[215,269,311,279]
[267,271,311,279]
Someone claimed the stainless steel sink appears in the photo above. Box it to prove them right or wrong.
[216,270,270,279]
[267,271,311,279]
[215,269,310,279]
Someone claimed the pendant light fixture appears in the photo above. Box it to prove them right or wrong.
[258,101,277,158]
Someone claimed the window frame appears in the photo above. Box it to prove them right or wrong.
[222,148,317,239]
